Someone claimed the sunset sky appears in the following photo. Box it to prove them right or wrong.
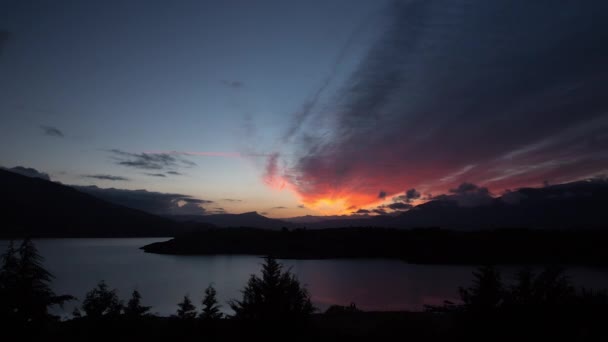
[1,0,607,218]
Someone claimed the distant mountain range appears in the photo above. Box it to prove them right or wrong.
[303,179,608,230]
[2,166,607,237]
[167,212,292,230]
[0,169,179,237]
[106,177,608,230]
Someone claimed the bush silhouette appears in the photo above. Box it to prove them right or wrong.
[200,284,222,320]
[229,256,314,320]
[176,295,197,319]
[82,280,123,318]
[0,239,73,326]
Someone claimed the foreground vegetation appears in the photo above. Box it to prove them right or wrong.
[1,239,608,341]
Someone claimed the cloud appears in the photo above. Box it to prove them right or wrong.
[378,191,387,199]
[271,206,287,210]
[82,174,129,181]
[2,166,50,181]
[297,205,305,209]
[221,80,244,88]
[208,207,227,214]
[393,188,421,203]
[40,125,64,138]
[387,202,412,211]
[269,1,608,212]
[166,171,182,175]
[71,185,213,216]
[144,173,167,178]
[440,182,493,207]
[372,208,387,215]
[221,198,243,202]
[109,149,196,171]
[354,209,370,214]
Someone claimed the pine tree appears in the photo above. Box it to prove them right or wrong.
[0,239,73,325]
[200,284,222,320]
[229,256,314,320]
[124,290,151,318]
[459,265,504,315]
[0,241,19,320]
[176,295,197,319]
[82,280,123,318]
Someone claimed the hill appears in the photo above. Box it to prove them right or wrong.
[0,169,180,237]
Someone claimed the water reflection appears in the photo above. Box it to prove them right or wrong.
[1,238,608,317]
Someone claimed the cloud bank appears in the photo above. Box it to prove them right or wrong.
[72,186,212,216]
[268,0,608,212]
[110,149,196,171]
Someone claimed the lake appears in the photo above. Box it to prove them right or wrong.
[2,238,608,318]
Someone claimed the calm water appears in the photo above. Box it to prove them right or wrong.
[2,238,608,318]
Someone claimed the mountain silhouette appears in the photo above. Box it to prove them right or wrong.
[309,179,608,229]
[0,169,178,237]
[168,211,293,230]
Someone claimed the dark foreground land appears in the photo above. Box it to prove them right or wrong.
[143,227,608,265]
[16,309,608,342]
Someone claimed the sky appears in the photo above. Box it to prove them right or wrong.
[1,0,607,218]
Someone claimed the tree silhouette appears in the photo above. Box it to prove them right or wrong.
[200,284,222,320]
[176,295,197,319]
[124,289,151,318]
[0,239,73,325]
[459,265,504,315]
[82,280,123,319]
[229,256,314,320]
[0,241,19,320]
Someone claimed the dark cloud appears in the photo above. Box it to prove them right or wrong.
[355,209,370,214]
[221,80,244,88]
[275,0,608,210]
[221,198,243,202]
[144,173,167,178]
[208,207,227,214]
[378,191,387,199]
[109,149,196,171]
[2,166,50,181]
[83,174,129,181]
[297,205,305,209]
[450,183,489,196]
[166,171,182,175]
[393,188,421,203]
[181,198,210,204]
[372,208,387,215]
[40,125,64,138]
[387,202,412,211]
[405,188,421,201]
[272,206,287,209]
[442,182,493,207]
[71,185,212,216]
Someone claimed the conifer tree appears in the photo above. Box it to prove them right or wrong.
[200,284,222,320]
[176,295,197,319]
[82,280,123,318]
[0,239,73,325]
[124,289,151,317]
[229,256,314,320]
